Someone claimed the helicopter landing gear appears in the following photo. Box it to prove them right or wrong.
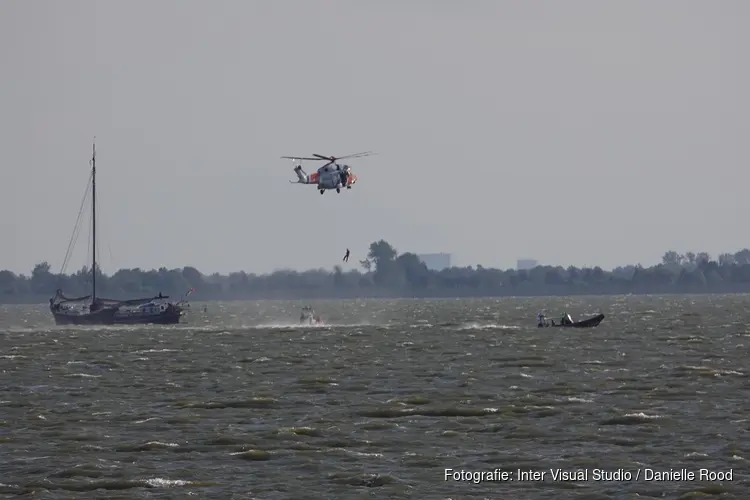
[336,188,340,193]
[346,185,352,189]
[319,190,325,195]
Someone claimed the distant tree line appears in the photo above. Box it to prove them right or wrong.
[3,241,750,303]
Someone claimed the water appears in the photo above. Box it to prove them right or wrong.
[1,295,747,499]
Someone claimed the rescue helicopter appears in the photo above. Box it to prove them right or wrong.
[281,151,375,194]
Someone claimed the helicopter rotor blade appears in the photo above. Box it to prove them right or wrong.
[281,156,321,161]
[282,151,376,164]
[336,151,375,160]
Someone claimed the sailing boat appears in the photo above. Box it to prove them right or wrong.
[49,141,186,325]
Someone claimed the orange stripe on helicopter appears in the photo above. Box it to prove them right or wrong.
[310,172,320,183]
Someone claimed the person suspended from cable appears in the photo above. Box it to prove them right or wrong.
[343,248,350,262]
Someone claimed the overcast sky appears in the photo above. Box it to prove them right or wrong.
[0,0,746,275]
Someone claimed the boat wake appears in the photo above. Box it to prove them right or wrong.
[456,322,521,331]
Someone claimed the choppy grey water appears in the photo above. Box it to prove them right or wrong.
[1,295,748,499]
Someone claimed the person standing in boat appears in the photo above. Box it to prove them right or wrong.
[537,312,546,327]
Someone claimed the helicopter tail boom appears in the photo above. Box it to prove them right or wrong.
[293,165,309,184]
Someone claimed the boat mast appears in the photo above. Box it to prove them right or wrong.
[91,140,97,303]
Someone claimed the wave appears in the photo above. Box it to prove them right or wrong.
[253,321,374,329]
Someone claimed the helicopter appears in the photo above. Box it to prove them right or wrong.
[281,152,375,195]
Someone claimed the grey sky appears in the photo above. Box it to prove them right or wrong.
[1,0,746,275]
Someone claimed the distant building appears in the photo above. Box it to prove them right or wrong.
[517,259,538,271]
[418,253,452,271]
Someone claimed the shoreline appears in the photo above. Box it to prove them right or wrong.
[4,287,750,306]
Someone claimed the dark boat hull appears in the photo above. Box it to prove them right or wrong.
[113,308,182,325]
[538,314,604,328]
[541,313,605,328]
[52,308,118,326]
[52,307,183,326]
